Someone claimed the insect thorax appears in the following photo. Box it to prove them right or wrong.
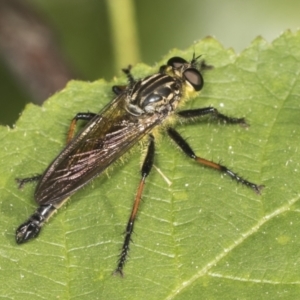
[125,73,182,117]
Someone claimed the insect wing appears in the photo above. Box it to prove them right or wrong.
[35,95,160,205]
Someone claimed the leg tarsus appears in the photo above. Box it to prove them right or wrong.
[199,60,214,72]
[122,65,135,86]
[112,65,135,96]
[16,174,42,189]
[219,165,264,194]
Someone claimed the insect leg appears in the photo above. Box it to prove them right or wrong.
[67,112,96,143]
[167,127,263,194]
[15,175,42,189]
[198,60,214,72]
[177,107,247,126]
[112,85,127,96]
[122,65,134,86]
[16,203,57,244]
[114,134,155,276]
[112,65,135,96]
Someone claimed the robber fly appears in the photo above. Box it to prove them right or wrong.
[15,55,263,276]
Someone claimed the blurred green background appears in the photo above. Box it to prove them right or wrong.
[0,0,299,126]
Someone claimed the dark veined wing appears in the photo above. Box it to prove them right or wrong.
[34,95,161,205]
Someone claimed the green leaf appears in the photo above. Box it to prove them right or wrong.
[1,31,300,299]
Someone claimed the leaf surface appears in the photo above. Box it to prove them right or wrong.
[1,31,300,299]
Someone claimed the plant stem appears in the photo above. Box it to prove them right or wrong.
[106,0,141,73]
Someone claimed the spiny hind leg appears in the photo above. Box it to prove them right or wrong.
[114,134,155,276]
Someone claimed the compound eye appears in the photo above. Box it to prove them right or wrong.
[183,68,203,91]
[167,56,187,68]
